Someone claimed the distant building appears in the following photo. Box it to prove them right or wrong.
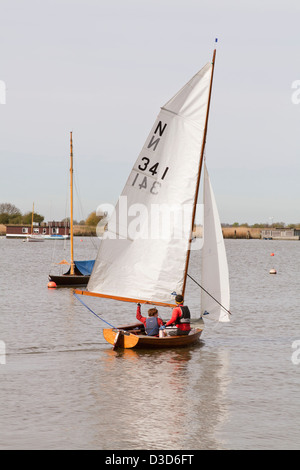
[6,221,70,239]
[261,228,300,240]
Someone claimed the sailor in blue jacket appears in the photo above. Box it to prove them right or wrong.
[136,303,164,336]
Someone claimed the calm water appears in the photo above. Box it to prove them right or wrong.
[0,237,300,450]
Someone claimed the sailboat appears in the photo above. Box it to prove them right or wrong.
[25,203,45,242]
[48,132,95,287]
[75,49,230,348]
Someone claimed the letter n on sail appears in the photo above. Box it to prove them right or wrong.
[147,121,167,151]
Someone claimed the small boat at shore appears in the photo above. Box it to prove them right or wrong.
[25,203,45,242]
[25,234,45,242]
[75,48,230,349]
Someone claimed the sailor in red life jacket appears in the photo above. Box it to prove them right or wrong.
[164,294,191,336]
[136,303,164,336]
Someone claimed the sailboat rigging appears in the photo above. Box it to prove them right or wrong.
[48,132,95,287]
[25,203,45,242]
[75,49,230,349]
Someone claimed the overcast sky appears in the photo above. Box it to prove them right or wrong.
[1,0,299,225]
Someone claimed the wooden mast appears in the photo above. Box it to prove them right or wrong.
[182,49,216,298]
[70,132,75,275]
[31,202,34,235]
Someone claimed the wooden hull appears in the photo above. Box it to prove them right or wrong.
[103,324,203,350]
[48,274,90,287]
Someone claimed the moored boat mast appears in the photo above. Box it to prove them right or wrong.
[70,132,75,275]
[31,202,34,235]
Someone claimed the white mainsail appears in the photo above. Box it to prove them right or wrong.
[201,163,230,322]
[87,63,214,306]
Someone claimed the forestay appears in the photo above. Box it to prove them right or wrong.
[87,63,213,306]
[201,164,230,322]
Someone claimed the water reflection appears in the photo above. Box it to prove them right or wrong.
[4,239,300,449]
[89,342,229,450]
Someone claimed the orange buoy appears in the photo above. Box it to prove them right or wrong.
[47,281,57,288]
[270,253,274,256]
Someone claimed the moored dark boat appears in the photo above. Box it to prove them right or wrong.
[49,274,90,287]
[49,260,94,286]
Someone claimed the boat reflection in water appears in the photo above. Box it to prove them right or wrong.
[94,344,230,449]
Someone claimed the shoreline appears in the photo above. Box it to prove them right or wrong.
[0,224,263,239]
[2,224,298,240]
[73,225,263,239]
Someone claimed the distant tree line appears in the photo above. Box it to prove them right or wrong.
[222,222,299,228]
[0,204,103,227]
[0,203,44,225]
[73,212,104,226]
[1,203,297,228]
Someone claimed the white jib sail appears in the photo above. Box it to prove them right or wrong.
[88,63,213,305]
[201,163,230,322]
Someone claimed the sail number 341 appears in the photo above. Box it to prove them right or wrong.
[132,157,169,195]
